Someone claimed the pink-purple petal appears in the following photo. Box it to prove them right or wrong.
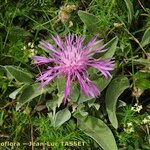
[64,75,71,104]
[52,35,65,51]
[76,72,100,97]
[88,59,115,78]
[32,56,55,65]
[39,41,57,53]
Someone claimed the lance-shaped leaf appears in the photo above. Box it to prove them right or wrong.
[53,108,71,128]
[9,84,29,99]
[141,27,150,47]
[105,76,129,129]
[101,36,118,59]
[0,111,4,126]
[74,114,118,150]
[3,65,33,83]
[78,10,99,33]
[16,83,52,111]
[124,0,134,25]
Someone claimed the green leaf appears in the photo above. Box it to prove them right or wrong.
[101,36,118,59]
[89,40,104,52]
[9,84,29,99]
[78,10,99,33]
[16,83,50,111]
[88,100,100,110]
[75,115,118,150]
[141,27,150,47]
[77,104,88,116]
[54,108,71,128]
[134,72,150,90]
[8,26,30,43]
[132,58,150,66]
[70,83,80,102]
[105,76,129,129]
[134,71,150,79]
[124,0,134,25]
[0,111,4,126]
[3,66,33,83]
[56,76,66,92]
[136,79,150,90]
[89,67,112,91]
[46,92,64,111]
[0,67,4,77]
[88,67,113,91]
[77,93,93,104]
[95,76,112,92]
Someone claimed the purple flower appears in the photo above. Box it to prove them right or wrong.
[32,34,115,103]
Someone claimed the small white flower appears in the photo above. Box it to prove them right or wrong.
[124,122,134,133]
[136,105,142,113]
[28,42,34,48]
[28,48,37,58]
[147,115,150,120]
[124,126,134,133]
[142,118,149,124]
[28,42,32,47]
[31,43,34,48]
[30,49,35,53]
[134,103,138,107]
[131,103,142,113]
[142,116,150,125]
[23,46,26,50]
[127,122,133,127]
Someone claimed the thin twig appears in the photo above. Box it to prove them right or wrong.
[138,0,146,12]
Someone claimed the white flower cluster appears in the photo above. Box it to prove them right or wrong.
[141,116,150,126]
[124,122,134,133]
[131,103,142,113]
[21,42,37,58]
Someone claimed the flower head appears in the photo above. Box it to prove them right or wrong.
[33,34,115,103]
